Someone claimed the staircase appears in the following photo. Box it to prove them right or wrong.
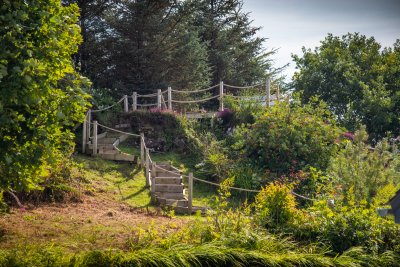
[86,131,136,162]
[152,162,205,214]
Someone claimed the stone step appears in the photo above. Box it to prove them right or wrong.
[155,184,184,193]
[154,177,182,185]
[154,192,184,199]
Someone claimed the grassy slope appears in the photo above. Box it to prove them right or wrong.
[0,155,189,253]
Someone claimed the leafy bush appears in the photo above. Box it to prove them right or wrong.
[232,99,344,177]
[0,0,90,193]
[255,182,298,228]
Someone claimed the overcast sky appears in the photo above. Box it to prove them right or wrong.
[241,0,400,79]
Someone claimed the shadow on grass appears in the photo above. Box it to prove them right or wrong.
[122,186,148,201]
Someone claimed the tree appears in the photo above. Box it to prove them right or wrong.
[0,0,90,192]
[193,0,275,85]
[292,33,400,141]
[71,0,276,100]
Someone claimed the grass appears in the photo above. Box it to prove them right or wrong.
[74,155,151,207]
[0,154,190,253]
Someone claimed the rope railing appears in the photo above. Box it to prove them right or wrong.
[88,78,285,114]
[85,120,141,138]
[170,84,219,93]
[170,94,219,103]
[91,97,125,113]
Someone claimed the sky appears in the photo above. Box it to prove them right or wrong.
[241,0,400,79]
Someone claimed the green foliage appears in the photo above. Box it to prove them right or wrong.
[233,99,344,176]
[0,0,90,192]
[293,33,400,140]
[293,202,400,254]
[255,182,298,228]
[328,127,400,206]
[70,0,275,97]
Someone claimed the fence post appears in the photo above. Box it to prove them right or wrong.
[157,89,162,109]
[132,92,137,111]
[151,160,156,193]
[266,78,271,107]
[93,120,98,156]
[276,85,280,102]
[219,81,224,111]
[140,133,145,167]
[188,172,193,214]
[82,111,88,153]
[145,148,150,187]
[87,109,91,140]
[168,86,172,110]
[124,95,129,112]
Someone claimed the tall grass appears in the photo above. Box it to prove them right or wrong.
[0,242,399,267]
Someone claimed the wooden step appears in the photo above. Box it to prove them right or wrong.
[155,184,184,193]
[88,144,116,150]
[98,153,135,162]
[97,137,119,144]
[157,198,188,207]
[154,177,182,185]
[155,170,180,178]
[154,192,185,199]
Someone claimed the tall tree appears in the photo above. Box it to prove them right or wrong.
[0,0,90,191]
[73,0,276,99]
[292,33,400,141]
[193,0,274,85]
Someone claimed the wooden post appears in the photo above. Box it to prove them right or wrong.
[188,172,193,214]
[82,111,88,153]
[140,133,145,167]
[151,160,156,193]
[276,85,280,102]
[124,95,129,112]
[157,89,162,109]
[219,81,224,111]
[168,86,172,110]
[87,109,91,140]
[266,78,271,107]
[132,92,137,111]
[93,120,98,156]
[145,148,150,187]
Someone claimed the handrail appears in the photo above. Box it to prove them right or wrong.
[170,94,219,103]
[171,84,219,93]
[86,120,141,137]
[91,97,125,113]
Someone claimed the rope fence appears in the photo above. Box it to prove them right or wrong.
[92,78,285,114]
[91,97,125,113]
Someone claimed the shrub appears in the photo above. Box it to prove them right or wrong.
[255,182,298,228]
[233,98,344,177]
